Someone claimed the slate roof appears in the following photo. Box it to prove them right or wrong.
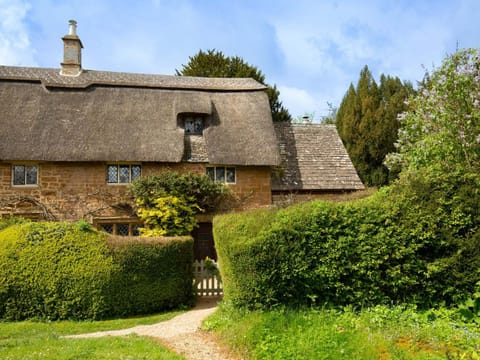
[272,123,364,191]
[0,66,280,166]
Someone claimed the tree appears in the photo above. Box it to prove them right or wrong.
[176,49,291,122]
[336,66,413,186]
[385,48,480,176]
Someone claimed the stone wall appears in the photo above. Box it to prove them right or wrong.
[0,162,272,221]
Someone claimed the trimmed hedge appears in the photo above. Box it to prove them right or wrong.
[0,221,114,320]
[214,171,480,309]
[107,235,194,316]
[0,221,194,320]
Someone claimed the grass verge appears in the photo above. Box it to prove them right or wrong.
[204,303,480,359]
[0,310,185,360]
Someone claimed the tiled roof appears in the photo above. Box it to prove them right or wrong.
[273,123,364,191]
[0,65,267,91]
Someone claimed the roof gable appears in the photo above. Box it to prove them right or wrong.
[273,123,364,191]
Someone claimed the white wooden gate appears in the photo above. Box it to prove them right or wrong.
[193,259,223,296]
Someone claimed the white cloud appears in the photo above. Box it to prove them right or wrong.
[0,0,36,66]
[278,85,319,119]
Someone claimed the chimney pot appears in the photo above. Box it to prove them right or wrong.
[68,19,77,36]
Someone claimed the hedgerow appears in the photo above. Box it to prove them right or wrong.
[214,171,480,309]
[107,235,194,316]
[0,221,194,320]
[0,221,114,320]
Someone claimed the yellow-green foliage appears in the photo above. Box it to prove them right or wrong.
[0,221,114,320]
[136,195,198,236]
[0,221,194,320]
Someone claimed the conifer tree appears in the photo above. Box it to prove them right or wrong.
[336,66,413,186]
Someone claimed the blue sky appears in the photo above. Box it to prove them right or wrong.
[1,0,479,120]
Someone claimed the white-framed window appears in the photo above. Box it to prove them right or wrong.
[12,165,38,186]
[206,166,236,184]
[184,115,205,135]
[106,164,141,184]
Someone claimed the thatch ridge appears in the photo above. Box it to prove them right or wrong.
[0,65,266,91]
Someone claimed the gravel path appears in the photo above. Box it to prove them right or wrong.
[65,297,239,360]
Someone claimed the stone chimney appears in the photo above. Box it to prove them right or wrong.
[60,20,83,76]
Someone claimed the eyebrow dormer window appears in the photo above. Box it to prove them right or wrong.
[184,116,204,135]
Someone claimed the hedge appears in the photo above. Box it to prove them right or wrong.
[214,171,480,309]
[0,221,194,320]
[107,235,194,316]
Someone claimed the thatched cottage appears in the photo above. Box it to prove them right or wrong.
[0,21,363,259]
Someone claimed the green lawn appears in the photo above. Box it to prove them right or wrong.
[0,311,185,360]
[204,303,480,360]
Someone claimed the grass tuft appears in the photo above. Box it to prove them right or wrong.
[204,302,480,360]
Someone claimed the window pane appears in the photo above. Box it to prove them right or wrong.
[206,167,215,181]
[100,224,113,234]
[226,167,236,183]
[185,118,194,134]
[107,165,118,183]
[117,224,130,236]
[215,167,225,183]
[131,165,141,181]
[26,166,38,185]
[119,165,130,183]
[13,165,25,185]
[194,117,204,134]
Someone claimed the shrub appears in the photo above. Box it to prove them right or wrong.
[0,222,194,320]
[136,195,197,236]
[107,235,194,316]
[130,172,229,236]
[0,221,114,320]
[130,172,228,213]
[0,216,28,231]
[215,171,480,309]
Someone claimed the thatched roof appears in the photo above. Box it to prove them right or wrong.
[0,66,280,166]
[272,123,364,191]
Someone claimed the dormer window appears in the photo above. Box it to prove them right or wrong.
[184,115,204,135]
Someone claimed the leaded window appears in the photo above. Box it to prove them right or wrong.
[96,221,141,236]
[206,166,236,184]
[117,224,130,236]
[100,224,114,234]
[107,164,141,184]
[12,165,38,186]
[184,116,204,135]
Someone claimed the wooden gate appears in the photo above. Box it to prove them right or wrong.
[193,259,223,296]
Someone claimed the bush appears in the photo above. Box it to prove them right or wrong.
[215,171,480,309]
[0,216,28,231]
[0,222,194,320]
[136,195,198,236]
[0,221,114,320]
[130,172,228,213]
[107,235,194,316]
